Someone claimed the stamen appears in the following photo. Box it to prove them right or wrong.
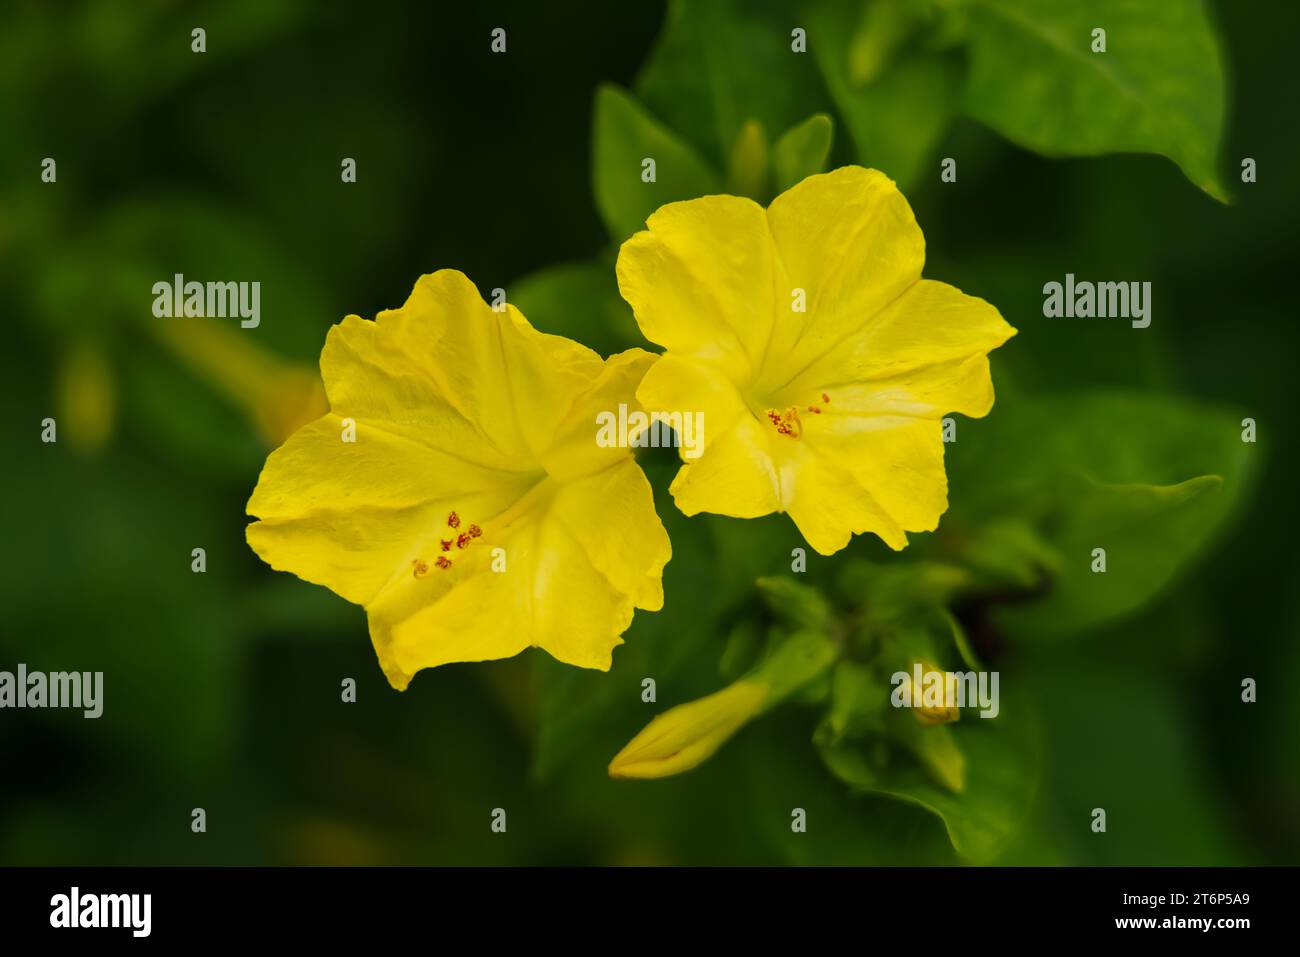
[447,511,461,530]
[412,559,429,579]
[764,406,803,439]
[435,556,452,570]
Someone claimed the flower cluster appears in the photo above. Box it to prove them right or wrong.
[246,167,1015,686]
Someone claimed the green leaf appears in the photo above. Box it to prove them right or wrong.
[894,716,966,793]
[756,576,834,633]
[635,0,832,168]
[835,559,971,625]
[719,618,765,680]
[592,84,720,241]
[751,630,841,701]
[964,0,1228,200]
[844,0,915,84]
[817,701,1037,863]
[945,390,1258,638]
[771,113,834,192]
[958,517,1063,591]
[822,660,890,742]
[806,0,961,188]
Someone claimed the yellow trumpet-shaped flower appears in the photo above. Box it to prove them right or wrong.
[616,166,1017,555]
[246,270,671,688]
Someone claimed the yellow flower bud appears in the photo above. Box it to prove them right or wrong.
[608,680,769,780]
[905,660,961,727]
[610,630,839,780]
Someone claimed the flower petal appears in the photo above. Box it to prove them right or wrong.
[668,414,783,519]
[369,459,669,687]
[794,417,948,553]
[635,352,749,460]
[779,434,911,554]
[540,347,658,480]
[330,270,605,466]
[616,194,777,384]
[247,414,535,606]
[757,166,926,394]
[770,280,1016,418]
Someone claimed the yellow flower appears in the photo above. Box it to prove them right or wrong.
[616,166,1016,555]
[246,270,671,689]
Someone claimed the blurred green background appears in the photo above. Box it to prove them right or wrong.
[1,0,1296,865]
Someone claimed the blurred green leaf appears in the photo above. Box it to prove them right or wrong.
[741,713,960,865]
[894,715,966,793]
[635,0,831,167]
[817,698,1037,862]
[957,517,1062,591]
[822,660,889,741]
[1005,473,1225,637]
[756,576,834,633]
[835,559,971,624]
[771,113,834,192]
[963,0,1228,200]
[592,84,720,241]
[845,0,915,84]
[719,618,764,680]
[946,391,1257,638]
[807,0,960,187]
[751,629,840,699]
